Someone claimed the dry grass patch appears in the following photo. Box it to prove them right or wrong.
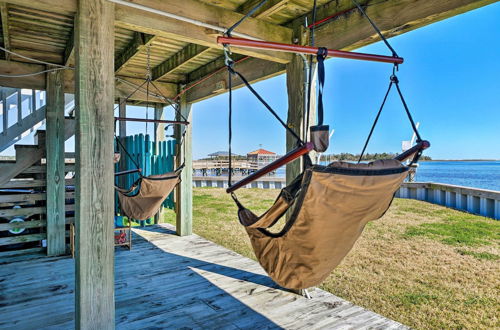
[164,188,500,329]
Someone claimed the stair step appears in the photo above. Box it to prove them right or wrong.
[35,130,46,146]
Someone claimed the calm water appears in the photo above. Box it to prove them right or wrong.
[271,161,500,191]
[415,161,500,191]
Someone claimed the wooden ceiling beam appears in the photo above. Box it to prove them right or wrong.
[63,28,74,66]
[294,0,498,51]
[114,4,291,63]
[0,2,10,60]
[237,0,290,19]
[186,57,285,103]
[152,44,211,82]
[114,31,154,72]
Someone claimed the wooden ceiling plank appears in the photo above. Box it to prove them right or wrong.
[114,31,155,72]
[0,2,11,60]
[237,0,290,19]
[152,44,211,81]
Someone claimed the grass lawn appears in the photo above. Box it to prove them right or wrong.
[164,188,499,329]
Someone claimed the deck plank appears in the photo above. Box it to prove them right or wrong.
[0,224,407,329]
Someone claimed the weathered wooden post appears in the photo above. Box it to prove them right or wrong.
[46,70,66,256]
[154,103,165,143]
[118,97,127,188]
[75,0,115,328]
[154,103,165,224]
[286,25,315,183]
[175,95,192,236]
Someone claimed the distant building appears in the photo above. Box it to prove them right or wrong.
[247,149,278,167]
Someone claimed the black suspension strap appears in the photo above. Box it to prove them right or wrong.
[229,67,304,144]
[316,47,328,126]
[228,66,233,188]
[351,0,398,58]
[226,0,270,36]
[357,69,423,162]
[393,76,422,143]
[357,77,394,163]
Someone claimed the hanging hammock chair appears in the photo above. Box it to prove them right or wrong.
[221,0,430,289]
[113,46,188,221]
[116,168,182,221]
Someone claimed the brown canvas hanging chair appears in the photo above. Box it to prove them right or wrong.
[116,170,181,221]
[233,144,428,290]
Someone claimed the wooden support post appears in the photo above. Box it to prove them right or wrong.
[118,98,127,189]
[285,25,309,184]
[154,103,165,143]
[46,70,66,256]
[174,95,192,236]
[118,97,126,138]
[75,0,115,328]
[154,103,164,224]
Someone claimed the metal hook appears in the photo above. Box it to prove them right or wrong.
[223,44,234,68]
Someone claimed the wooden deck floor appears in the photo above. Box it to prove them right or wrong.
[0,224,407,329]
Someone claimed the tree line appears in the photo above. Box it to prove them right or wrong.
[320,152,432,162]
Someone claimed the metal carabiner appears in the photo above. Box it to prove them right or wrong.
[223,43,234,68]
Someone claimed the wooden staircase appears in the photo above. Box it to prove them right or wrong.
[0,153,76,258]
[0,117,75,187]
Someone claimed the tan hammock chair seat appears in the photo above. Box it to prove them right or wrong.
[235,158,411,290]
[116,169,181,221]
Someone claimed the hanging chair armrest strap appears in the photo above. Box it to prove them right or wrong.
[227,142,314,193]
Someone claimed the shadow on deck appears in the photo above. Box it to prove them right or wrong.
[0,224,407,329]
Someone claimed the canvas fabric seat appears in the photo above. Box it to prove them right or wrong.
[235,159,409,290]
[116,172,180,220]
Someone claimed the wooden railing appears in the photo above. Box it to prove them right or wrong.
[397,182,500,220]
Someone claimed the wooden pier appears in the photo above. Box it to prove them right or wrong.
[193,159,260,176]
[0,224,407,329]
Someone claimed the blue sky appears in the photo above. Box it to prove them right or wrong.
[188,2,500,160]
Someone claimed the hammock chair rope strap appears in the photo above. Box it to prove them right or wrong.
[357,70,423,163]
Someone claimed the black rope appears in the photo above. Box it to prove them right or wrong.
[226,0,270,36]
[229,67,304,144]
[316,47,328,126]
[393,76,422,142]
[357,71,422,162]
[357,79,393,163]
[351,0,398,58]
[228,67,233,188]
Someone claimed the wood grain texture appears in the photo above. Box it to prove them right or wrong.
[285,24,307,186]
[46,69,66,256]
[0,224,408,329]
[175,95,192,236]
[74,0,115,328]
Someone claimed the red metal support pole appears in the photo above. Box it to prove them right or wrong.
[394,140,430,162]
[226,142,314,193]
[217,36,404,64]
[114,117,189,125]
